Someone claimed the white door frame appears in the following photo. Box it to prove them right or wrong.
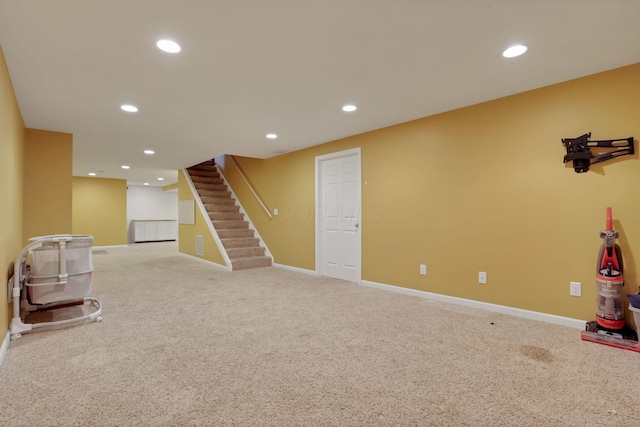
[315,147,362,282]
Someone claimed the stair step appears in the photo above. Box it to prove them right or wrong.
[200,197,235,206]
[188,169,217,178]
[194,183,228,192]
[191,174,222,183]
[221,237,261,249]
[232,256,272,271]
[188,161,215,170]
[226,246,265,259]
[187,165,218,176]
[217,229,255,239]
[190,175,224,185]
[189,173,222,182]
[189,173,224,185]
[213,220,249,230]
[203,203,240,212]
[209,212,244,221]
[198,189,232,199]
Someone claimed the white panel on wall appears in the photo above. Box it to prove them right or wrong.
[178,199,195,225]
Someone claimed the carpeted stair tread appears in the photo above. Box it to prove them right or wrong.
[187,161,216,171]
[213,220,249,230]
[209,212,244,221]
[200,197,235,205]
[191,174,223,183]
[226,246,266,259]
[187,171,216,177]
[193,182,228,191]
[197,189,233,199]
[191,176,221,184]
[196,188,231,197]
[203,203,240,212]
[189,174,224,183]
[220,237,261,249]
[217,229,255,239]
[231,256,272,270]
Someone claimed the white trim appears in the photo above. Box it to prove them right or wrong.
[216,165,275,263]
[315,147,362,280]
[273,262,318,275]
[181,168,232,271]
[361,280,587,330]
[177,252,228,270]
[0,330,10,369]
[93,245,128,249]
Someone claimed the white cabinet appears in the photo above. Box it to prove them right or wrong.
[132,220,177,242]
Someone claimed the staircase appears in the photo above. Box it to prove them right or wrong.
[187,160,272,270]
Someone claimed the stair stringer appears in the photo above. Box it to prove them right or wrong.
[181,168,232,271]
[214,165,274,265]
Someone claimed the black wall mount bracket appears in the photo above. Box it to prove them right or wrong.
[562,133,634,173]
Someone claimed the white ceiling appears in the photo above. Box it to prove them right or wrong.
[1,0,640,186]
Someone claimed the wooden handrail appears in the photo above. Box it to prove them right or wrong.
[228,156,273,219]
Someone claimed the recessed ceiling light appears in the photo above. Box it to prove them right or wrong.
[144,183,149,186]
[121,165,130,169]
[266,133,278,139]
[156,39,181,53]
[144,149,155,155]
[88,172,96,176]
[502,45,528,58]
[342,104,357,112]
[157,177,164,181]
[121,104,138,113]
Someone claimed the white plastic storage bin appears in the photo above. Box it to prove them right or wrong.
[27,235,94,304]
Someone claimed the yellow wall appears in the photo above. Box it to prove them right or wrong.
[177,169,226,267]
[23,128,73,242]
[219,63,640,323]
[0,45,25,332]
[72,177,127,246]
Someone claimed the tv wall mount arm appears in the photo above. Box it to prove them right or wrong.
[562,132,634,173]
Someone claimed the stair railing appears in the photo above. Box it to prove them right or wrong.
[228,155,273,219]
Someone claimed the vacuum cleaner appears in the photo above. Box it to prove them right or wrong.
[581,207,640,351]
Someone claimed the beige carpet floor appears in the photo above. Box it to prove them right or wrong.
[1,242,639,426]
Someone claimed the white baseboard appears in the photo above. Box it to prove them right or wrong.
[361,280,587,330]
[178,252,230,271]
[273,263,317,275]
[0,330,9,369]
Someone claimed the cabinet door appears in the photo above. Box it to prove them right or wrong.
[157,221,171,240]
[134,222,146,242]
[144,221,158,241]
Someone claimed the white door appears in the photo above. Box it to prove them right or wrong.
[317,150,361,282]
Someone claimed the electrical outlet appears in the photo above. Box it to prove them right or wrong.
[570,281,582,297]
[419,264,427,275]
[274,208,279,216]
[478,271,487,284]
